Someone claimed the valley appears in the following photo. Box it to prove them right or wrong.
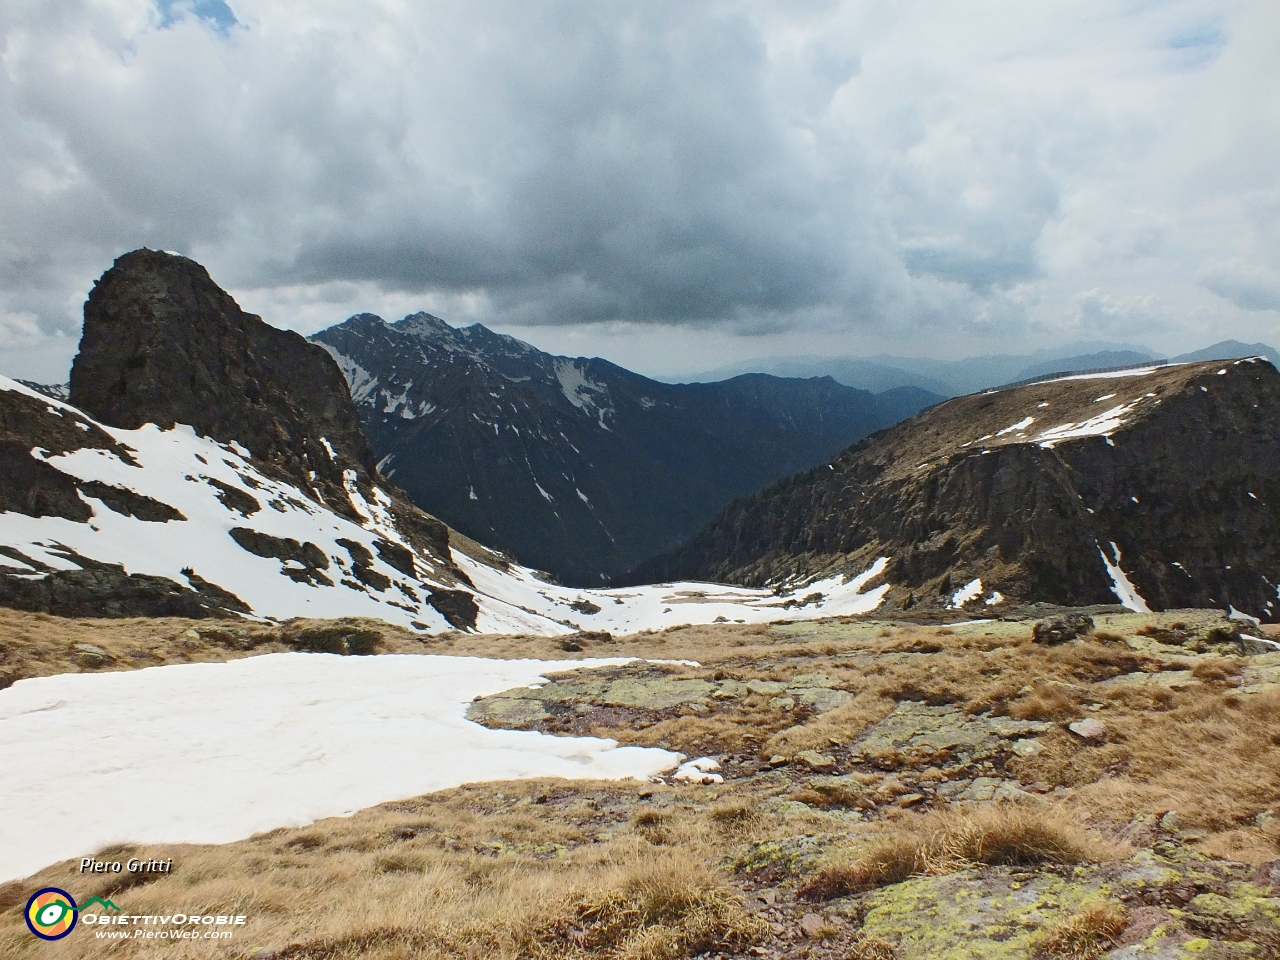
[310,313,938,585]
[0,249,1277,959]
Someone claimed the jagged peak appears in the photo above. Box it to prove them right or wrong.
[342,312,390,331]
[457,322,537,354]
[393,312,455,338]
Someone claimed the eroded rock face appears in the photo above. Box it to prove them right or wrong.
[72,250,376,492]
[69,249,453,567]
[629,359,1280,621]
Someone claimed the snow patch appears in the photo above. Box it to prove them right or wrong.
[950,578,983,609]
[996,417,1034,436]
[0,653,681,883]
[1036,400,1142,448]
[553,359,613,429]
[1099,541,1150,612]
[315,344,379,404]
[1039,367,1164,384]
[378,381,414,417]
[1228,606,1261,627]
[673,757,723,784]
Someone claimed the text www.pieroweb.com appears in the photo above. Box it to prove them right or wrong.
[86,913,245,940]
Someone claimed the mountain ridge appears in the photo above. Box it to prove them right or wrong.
[681,339,1280,397]
[627,357,1280,622]
[310,312,941,585]
[0,249,919,634]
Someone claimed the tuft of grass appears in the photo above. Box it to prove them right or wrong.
[1089,630,1127,645]
[709,799,761,834]
[525,852,768,960]
[1009,682,1082,722]
[1190,657,1242,683]
[632,807,674,845]
[799,835,922,899]
[800,805,1114,900]
[792,780,874,811]
[1033,902,1128,959]
[847,934,899,960]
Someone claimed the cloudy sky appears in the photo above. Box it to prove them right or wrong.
[2,0,1278,382]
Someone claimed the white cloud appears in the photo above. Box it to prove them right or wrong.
[0,310,43,349]
[1196,257,1280,312]
[0,0,1278,381]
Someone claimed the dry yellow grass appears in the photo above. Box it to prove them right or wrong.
[0,779,766,960]
[1033,903,1129,959]
[798,804,1119,900]
[1020,686,1280,856]
[3,606,1279,957]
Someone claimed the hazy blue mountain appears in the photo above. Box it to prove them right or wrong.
[1171,340,1279,365]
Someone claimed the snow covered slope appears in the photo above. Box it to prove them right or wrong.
[0,376,891,633]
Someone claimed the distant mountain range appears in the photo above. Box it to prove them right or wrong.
[5,250,1276,626]
[684,340,1280,397]
[310,315,940,585]
[629,357,1280,622]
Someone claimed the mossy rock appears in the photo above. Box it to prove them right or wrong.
[730,834,846,881]
[847,849,1280,959]
[851,701,1050,764]
[282,623,380,655]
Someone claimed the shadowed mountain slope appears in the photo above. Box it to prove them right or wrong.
[626,359,1280,622]
[311,314,940,585]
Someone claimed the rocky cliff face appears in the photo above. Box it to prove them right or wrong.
[311,313,939,585]
[71,250,376,514]
[69,250,451,563]
[627,358,1280,622]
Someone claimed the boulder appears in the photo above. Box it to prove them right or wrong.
[794,750,837,773]
[1033,614,1094,645]
[1067,717,1108,743]
[73,642,110,668]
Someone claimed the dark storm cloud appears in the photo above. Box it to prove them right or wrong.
[271,3,868,327]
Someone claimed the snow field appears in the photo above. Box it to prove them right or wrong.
[0,653,683,883]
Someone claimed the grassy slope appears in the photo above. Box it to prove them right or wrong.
[1,610,1278,959]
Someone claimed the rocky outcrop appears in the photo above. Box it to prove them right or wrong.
[67,249,454,571]
[310,312,941,585]
[0,251,488,623]
[72,250,375,496]
[627,359,1280,621]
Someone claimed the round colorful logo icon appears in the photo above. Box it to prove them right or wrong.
[25,888,78,940]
